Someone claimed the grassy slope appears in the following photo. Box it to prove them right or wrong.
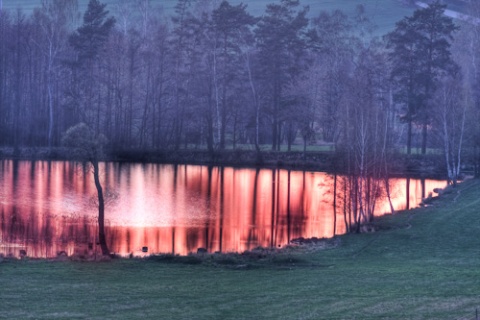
[1,179,480,319]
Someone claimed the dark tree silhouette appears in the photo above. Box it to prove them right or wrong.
[211,1,256,150]
[387,1,458,154]
[62,123,110,256]
[68,0,115,131]
[69,0,115,63]
[255,0,310,151]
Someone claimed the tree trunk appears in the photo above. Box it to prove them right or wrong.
[421,122,427,155]
[333,172,337,236]
[47,73,54,148]
[407,119,412,155]
[405,177,410,210]
[93,161,109,256]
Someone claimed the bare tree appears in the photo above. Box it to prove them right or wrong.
[340,38,392,231]
[62,123,110,256]
[434,75,466,186]
[455,2,480,177]
[34,0,78,148]
[310,9,352,144]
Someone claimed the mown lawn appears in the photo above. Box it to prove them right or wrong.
[1,179,480,319]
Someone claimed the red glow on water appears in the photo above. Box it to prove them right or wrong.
[0,161,447,258]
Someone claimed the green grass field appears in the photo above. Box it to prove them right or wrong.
[1,178,480,319]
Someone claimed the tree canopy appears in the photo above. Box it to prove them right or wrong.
[387,0,458,154]
[0,0,477,180]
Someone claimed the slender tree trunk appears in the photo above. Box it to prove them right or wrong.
[220,35,228,150]
[47,72,54,148]
[343,177,349,233]
[454,95,467,185]
[213,37,221,148]
[333,172,337,236]
[219,167,225,252]
[140,60,152,148]
[421,122,428,155]
[406,177,410,210]
[407,119,412,155]
[272,80,280,151]
[248,168,260,250]
[287,170,291,242]
[93,161,109,256]
[207,109,214,154]
[127,53,135,145]
[270,169,276,248]
[243,44,260,153]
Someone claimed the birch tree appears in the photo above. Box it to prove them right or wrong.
[455,2,480,177]
[211,1,255,150]
[310,9,352,144]
[33,0,78,147]
[434,74,466,185]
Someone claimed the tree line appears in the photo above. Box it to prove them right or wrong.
[0,0,479,181]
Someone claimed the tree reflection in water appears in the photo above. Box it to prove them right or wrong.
[0,160,446,258]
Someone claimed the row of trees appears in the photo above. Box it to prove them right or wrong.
[0,0,479,176]
[4,0,480,252]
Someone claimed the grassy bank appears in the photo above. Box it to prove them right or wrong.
[1,179,480,319]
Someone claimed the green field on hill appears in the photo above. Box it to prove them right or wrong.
[1,178,480,319]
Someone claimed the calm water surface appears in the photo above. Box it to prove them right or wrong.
[0,160,446,258]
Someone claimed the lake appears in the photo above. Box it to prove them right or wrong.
[0,160,446,258]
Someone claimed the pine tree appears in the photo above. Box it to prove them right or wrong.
[387,1,458,154]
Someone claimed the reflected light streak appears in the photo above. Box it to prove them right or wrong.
[0,160,447,258]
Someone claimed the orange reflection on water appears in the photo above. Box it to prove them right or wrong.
[0,161,447,258]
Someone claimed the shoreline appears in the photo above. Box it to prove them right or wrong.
[0,178,455,264]
[0,146,451,178]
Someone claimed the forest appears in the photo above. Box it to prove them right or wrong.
[0,0,479,183]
